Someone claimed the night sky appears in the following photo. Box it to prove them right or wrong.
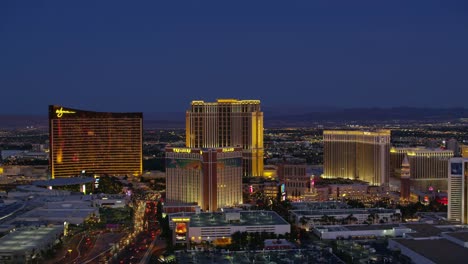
[1,1,467,114]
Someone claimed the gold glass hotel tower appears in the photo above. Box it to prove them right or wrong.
[165,147,243,212]
[49,105,142,178]
[185,99,264,177]
[323,130,391,186]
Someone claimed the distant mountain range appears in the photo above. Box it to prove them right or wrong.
[265,107,468,123]
[0,107,467,129]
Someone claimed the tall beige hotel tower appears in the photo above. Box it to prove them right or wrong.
[186,99,264,177]
[323,130,391,186]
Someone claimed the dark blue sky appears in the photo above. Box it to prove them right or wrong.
[1,1,467,114]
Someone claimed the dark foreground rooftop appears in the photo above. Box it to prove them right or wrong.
[395,238,468,264]
[189,211,289,227]
[33,177,94,187]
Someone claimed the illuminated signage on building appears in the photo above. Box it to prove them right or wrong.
[173,148,192,153]
[281,183,286,201]
[55,107,76,118]
[222,148,234,152]
[94,176,100,189]
[172,218,190,222]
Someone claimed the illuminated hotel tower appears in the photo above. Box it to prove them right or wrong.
[165,147,243,211]
[390,147,453,192]
[323,130,390,186]
[448,158,468,223]
[400,155,411,201]
[49,105,142,178]
[185,99,263,177]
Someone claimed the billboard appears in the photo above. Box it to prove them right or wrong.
[281,183,286,201]
[175,222,187,241]
[451,162,463,175]
[217,157,242,170]
[166,158,201,170]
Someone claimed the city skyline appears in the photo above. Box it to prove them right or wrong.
[1,1,468,114]
[2,2,468,263]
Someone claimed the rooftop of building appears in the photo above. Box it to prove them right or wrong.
[323,130,391,136]
[316,224,404,232]
[165,146,243,154]
[445,232,468,242]
[290,208,399,216]
[18,207,97,219]
[264,239,295,248]
[345,224,402,231]
[49,105,143,119]
[0,226,62,253]
[0,225,14,233]
[171,211,289,227]
[291,201,348,210]
[402,223,442,238]
[390,147,454,154]
[33,177,95,187]
[393,238,468,264]
[191,211,288,227]
[0,202,24,221]
[191,99,261,105]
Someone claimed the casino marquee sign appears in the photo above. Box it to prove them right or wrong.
[48,105,143,119]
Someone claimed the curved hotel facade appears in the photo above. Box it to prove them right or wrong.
[390,147,453,192]
[323,130,391,186]
[49,105,142,178]
[185,99,264,177]
[165,147,243,212]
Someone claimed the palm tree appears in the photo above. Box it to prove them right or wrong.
[344,214,357,225]
[368,213,380,224]
[321,215,330,225]
[391,213,402,223]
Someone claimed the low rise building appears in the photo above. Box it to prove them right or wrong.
[264,239,295,250]
[0,226,63,263]
[313,224,412,240]
[388,238,468,264]
[0,165,48,178]
[307,178,391,202]
[388,223,468,264]
[278,164,310,201]
[290,208,401,228]
[442,232,468,248]
[14,199,98,225]
[93,195,128,208]
[168,211,290,245]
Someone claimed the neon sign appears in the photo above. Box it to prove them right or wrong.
[222,148,234,152]
[56,107,76,118]
[173,148,191,153]
[172,218,190,222]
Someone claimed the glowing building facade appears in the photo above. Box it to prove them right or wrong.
[448,158,468,223]
[185,99,263,177]
[400,155,411,201]
[323,130,390,186]
[49,105,142,178]
[278,164,310,201]
[165,147,243,212]
[390,147,453,192]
